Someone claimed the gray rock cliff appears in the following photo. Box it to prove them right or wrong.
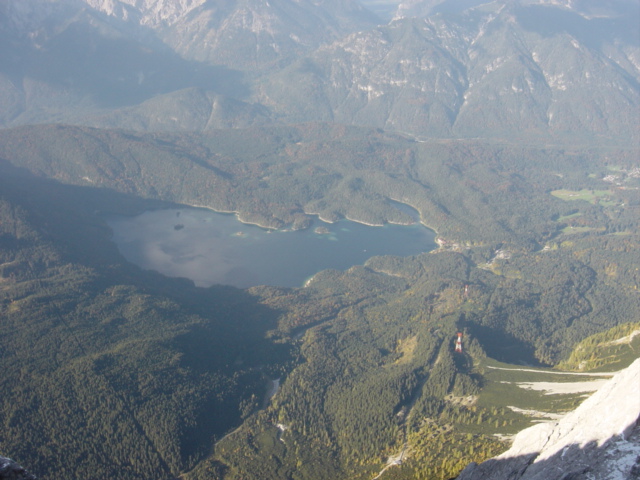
[0,457,36,480]
[457,358,640,480]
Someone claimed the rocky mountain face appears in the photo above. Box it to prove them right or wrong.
[393,0,487,19]
[0,0,637,139]
[457,358,640,480]
[0,457,36,480]
[392,0,640,19]
[260,0,640,140]
[0,0,380,127]
[81,0,209,26]
[76,0,381,71]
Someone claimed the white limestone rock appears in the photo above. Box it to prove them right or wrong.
[457,358,640,480]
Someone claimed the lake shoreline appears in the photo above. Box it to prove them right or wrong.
[106,206,438,289]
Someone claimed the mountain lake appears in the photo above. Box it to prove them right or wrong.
[106,207,436,289]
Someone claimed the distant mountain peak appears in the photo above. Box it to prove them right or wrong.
[80,0,208,26]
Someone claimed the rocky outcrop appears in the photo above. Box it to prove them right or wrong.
[0,457,36,480]
[457,358,640,480]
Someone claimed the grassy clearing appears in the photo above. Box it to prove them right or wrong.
[471,325,640,441]
[557,323,640,373]
[561,225,605,235]
[556,212,582,223]
[473,357,613,431]
[551,189,616,206]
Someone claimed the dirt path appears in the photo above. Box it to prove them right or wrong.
[372,444,407,480]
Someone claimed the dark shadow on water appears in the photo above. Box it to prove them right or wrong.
[0,159,294,468]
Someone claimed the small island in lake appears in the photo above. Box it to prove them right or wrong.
[314,226,330,235]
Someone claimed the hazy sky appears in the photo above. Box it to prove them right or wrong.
[360,0,401,5]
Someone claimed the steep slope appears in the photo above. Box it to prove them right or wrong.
[0,0,252,126]
[81,0,209,26]
[1,0,637,139]
[77,0,381,72]
[0,161,292,479]
[259,17,468,134]
[0,457,36,480]
[259,0,640,140]
[453,1,640,139]
[393,0,488,19]
[0,0,380,128]
[457,357,640,480]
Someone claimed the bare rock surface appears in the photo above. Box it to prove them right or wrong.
[0,457,36,480]
[457,358,640,480]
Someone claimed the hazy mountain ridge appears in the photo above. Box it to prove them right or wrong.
[0,0,637,140]
[84,88,273,131]
[260,0,640,139]
[0,1,254,126]
[394,0,640,19]
[74,0,381,71]
[0,0,381,127]
[81,0,209,26]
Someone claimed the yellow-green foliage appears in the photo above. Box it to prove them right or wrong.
[557,322,640,372]
[405,421,506,480]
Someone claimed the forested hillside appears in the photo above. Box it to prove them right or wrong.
[0,0,638,478]
[0,162,293,478]
[0,122,637,478]
[1,124,636,246]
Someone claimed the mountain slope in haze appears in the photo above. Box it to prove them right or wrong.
[0,0,638,141]
[76,0,382,72]
[0,0,260,126]
[0,0,380,129]
[394,0,640,19]
[156,0,382,72]
[393,0,487,19]
[260,0,640,140]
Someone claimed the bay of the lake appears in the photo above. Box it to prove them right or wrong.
[106,208,436,289]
